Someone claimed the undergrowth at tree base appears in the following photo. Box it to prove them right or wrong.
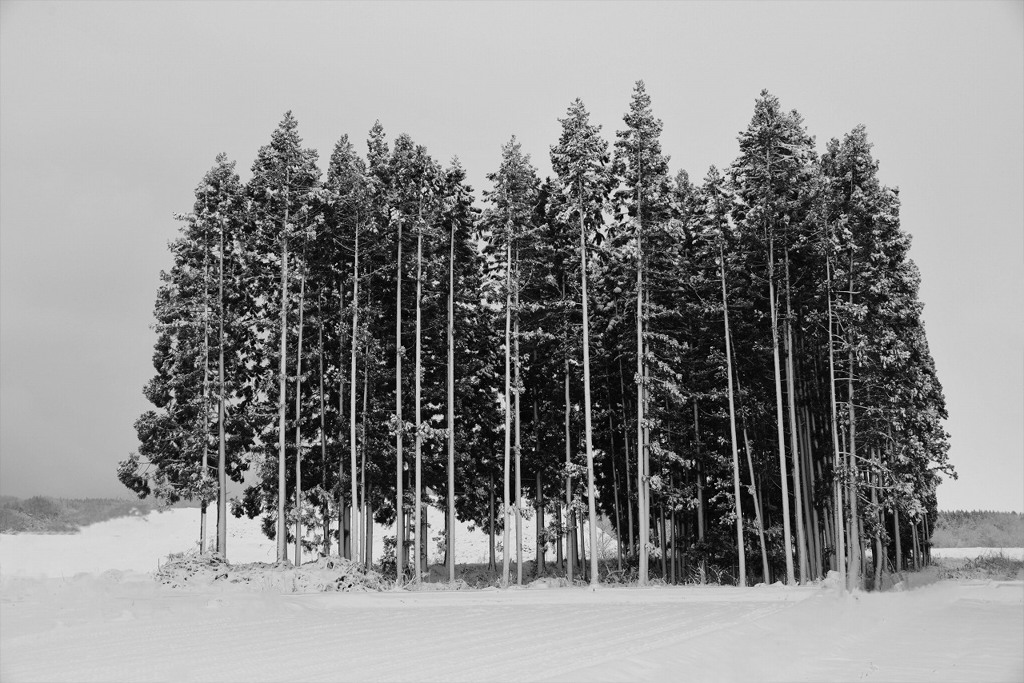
[933,553,1024,581]
[156,553,389,592]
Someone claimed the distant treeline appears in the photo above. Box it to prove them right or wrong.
[0,496,167,534]
[932,511,1024,548]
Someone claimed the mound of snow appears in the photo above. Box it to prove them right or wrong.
[155,553,388,593]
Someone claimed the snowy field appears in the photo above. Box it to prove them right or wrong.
[1,510,1022,682]
[931,546,1024,560]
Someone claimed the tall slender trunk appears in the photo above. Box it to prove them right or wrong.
[488,474,496,572]
[555,500,564,570]
[800,406,819,579]
[534,399,545,577]
[768,237,795,585]
[350,226,361,565]
[579,206,599,588]
[277,231,289,563]
[892,507,901,572]
[364,502,373,569]
[514,253,523,585]
[447,218,456,583]
[871,448,883,588]
[669,479,676,583]
[420,503,428,575]
[609,413,623,572]
[784,254,808,583]
[502,239,512,587]
[911,519,920,571]
[394,219,404,585]
[360,357,369,569]
[846,252,862,591]
[293,244,307,566]
[923,515,931,565]
[636,225,648,585]
[693,405,705,542]
[216,214,227,558]
[342,505,350,560]
[659,506,667,579]
[742,429,770,583]
[734,353,769,581]
[564,323,574,584]
[826,247,847,589]
[319,299,329,556]
[413,212,424,584]
[200,215,210,553]
[720,243,746,586]
[618,359,635,556]
[578,511,587,578]
[338,325,352,561]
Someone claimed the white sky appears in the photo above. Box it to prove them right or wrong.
[1,1,1021,511]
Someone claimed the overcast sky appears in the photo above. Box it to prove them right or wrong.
[1,1,1021,511]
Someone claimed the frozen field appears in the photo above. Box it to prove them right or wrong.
[1,510,1022,682]
[931,546,1024,560]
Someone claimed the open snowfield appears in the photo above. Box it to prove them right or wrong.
[2,510,1022,682]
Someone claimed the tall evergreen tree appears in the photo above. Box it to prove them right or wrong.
[551,99,611,587]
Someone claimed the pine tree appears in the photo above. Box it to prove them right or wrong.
[611,82,672,585]
[244,112,322,563]
[551,99,611,587]
[484,137,540,586]
[120,154,252,558]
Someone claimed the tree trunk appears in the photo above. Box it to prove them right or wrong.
[364,502,373,570]
[216,214,227,558]
[394,219,404,585]
[871,448,883,588]
[200,212,210,554]
[847,252,862,591]
[578,511,587,579]
[413,212,424,584]
[893,507,902,572]
[360,341,369,567]
[293,244,307,566]
[741,429,770,584]
[502,239,512,587]
[669,489,676,583]
[659,506,668,580]
[350,226,361,565]
[826,248,847,589]
[578,208,600,588]
[618,358,635,557]
[555,503,563,571]
[534,400,545,577]
[720,244,745,586]
[420,503,428,575]
[488,474,496,572]
[337,280,347,558]
[768,237,795,585]
[447,218,456,583]
[610,413,623,572]
[636,227,648,586]
[319,299,330,557]
[342,505,351,560]
[514,256,523,586]
[911,519,920,571]
[784,253,808,583]
[564,348,574,584]
[277,186,289,564]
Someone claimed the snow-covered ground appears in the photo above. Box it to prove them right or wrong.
[931,546,1024,560]
[1,510,1022,682]
[0,506,610,577]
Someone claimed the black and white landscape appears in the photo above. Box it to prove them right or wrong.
[1,2,1021,682]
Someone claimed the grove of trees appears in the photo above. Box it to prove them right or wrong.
[120,84,952,590]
